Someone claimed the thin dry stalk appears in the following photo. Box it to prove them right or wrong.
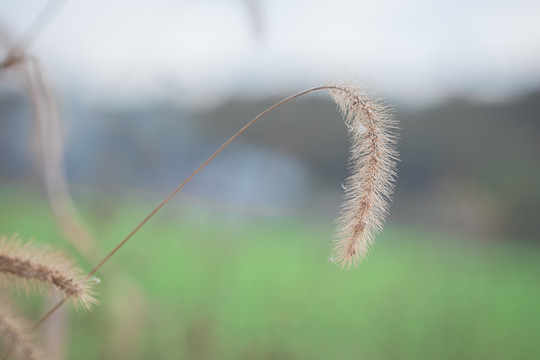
[0,235,96,310]
[0,300,42,360]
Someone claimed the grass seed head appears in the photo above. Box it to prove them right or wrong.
[0,235,97,310]
[326,85,399,268]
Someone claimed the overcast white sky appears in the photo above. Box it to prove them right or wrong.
[1,0,540,106]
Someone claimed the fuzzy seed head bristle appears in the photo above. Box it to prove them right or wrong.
[0,235,97,310]
[0,299,43,360]
[326,85,398,268]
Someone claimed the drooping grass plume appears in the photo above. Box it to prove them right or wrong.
[79,84,397,273]
[327,86,398,268]
[0,299,42,360]
[33,83,399,330]
[0,235,97,310]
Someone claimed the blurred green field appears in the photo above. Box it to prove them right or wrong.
[1,186,540,360]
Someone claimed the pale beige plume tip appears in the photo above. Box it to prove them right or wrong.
[326,85,398,268]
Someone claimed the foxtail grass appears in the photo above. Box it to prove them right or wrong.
[328,86,398,267]
[29,83,399,333]
[0,235,97,310]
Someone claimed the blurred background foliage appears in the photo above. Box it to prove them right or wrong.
[1,0,540,359]
[2,89,539,239]
[1,187,539,360]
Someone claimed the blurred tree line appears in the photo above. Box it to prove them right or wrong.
[1,89,539,240]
